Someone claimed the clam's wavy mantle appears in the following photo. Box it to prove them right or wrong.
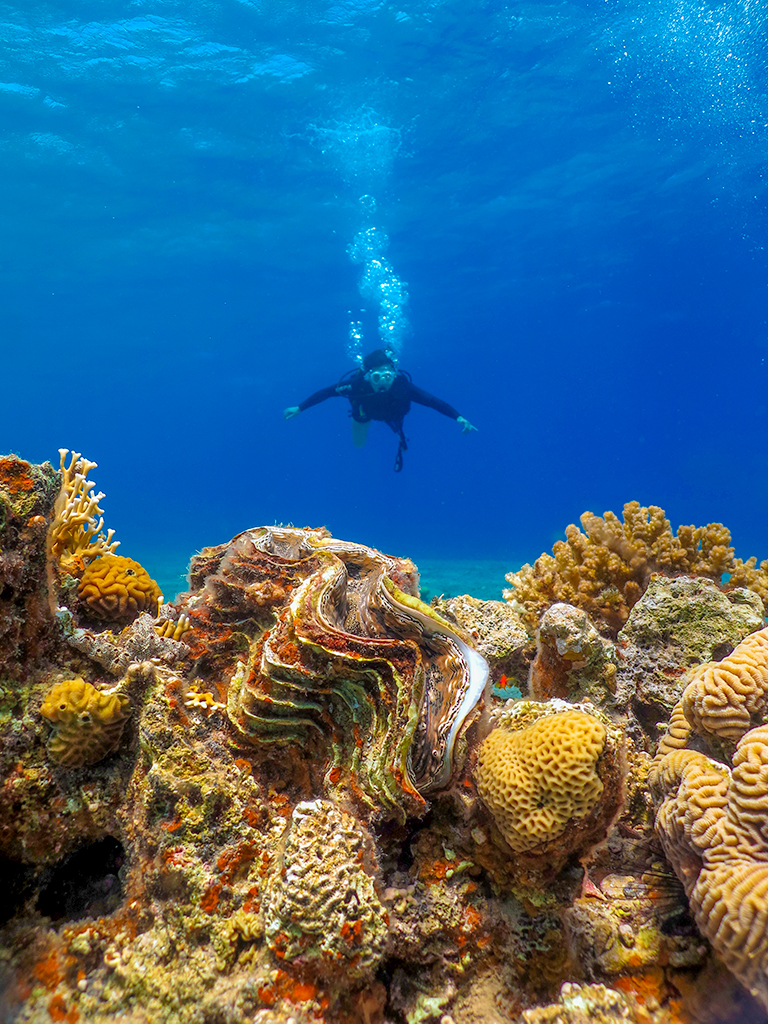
[186,526,489,819]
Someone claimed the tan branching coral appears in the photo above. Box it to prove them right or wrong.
[475,703,624,869]
[78,554,163,624]
[48,449,119,570]
[505,501,768,636]
[40,677,131,767]
[652,726,768,1009]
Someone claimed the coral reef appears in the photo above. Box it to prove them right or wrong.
[505,501,768,636]
[615,577,764,746]
[529,603,617,704]
[657,625,768,756]
[78,554,163,624]
[2,459,768,1024]
[40,677,131,767]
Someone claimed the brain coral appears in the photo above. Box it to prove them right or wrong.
[475,703,622,862]
[504,501,768,636]
[264,799,389,980]
[78,554,162,623]
[656,625,768,758]
[40,677,131,767]
[652,725,768,1009]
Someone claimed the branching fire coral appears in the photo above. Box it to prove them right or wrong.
[504,501,768,636]
[48,449,119,571]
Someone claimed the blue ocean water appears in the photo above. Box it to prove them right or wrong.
[2,0,767,599]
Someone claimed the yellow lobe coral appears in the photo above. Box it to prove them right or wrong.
[40,677,131,767]
[78,554,162,623]
[476,709,608,853]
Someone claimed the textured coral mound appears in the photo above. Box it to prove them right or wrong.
[505,500,768,636]
[476,708,607,853]
[78,554,162,623]
[657,625,768,757]
[264,799,388,980]
[652,725,768,1009]
[40,677,131,767]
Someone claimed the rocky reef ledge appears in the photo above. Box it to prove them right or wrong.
[1,453,768,1024]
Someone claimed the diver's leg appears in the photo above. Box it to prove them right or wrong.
[351,419,371,448]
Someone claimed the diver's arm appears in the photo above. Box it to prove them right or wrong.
[284,384,347,420]
[407,384,476,432]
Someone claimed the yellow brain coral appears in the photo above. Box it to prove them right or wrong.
[652,725,768,1009]
[78,554,162,623]
[41,677,131,767]
[476,708,608,853]
[504,501,768,636]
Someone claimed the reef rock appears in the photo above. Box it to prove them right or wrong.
[615,575,764,745]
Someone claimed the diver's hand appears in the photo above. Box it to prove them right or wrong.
[335,384,352,395]
[457,416,477,433]
[284,406,301,420]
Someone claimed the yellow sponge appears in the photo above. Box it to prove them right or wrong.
[41,677,131,767]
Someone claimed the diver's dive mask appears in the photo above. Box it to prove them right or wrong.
[365,367,397,391]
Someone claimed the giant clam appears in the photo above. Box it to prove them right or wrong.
[183,526,488,820]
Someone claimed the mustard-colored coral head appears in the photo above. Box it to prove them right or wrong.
[41,677,131,767]
[476,709,607,853]
[77,554,162,623]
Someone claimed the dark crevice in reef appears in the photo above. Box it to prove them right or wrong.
[35,836,126,923]
[0,857,36,926]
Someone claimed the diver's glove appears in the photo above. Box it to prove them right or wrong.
[284,406,301,420]
[457,416,477,433]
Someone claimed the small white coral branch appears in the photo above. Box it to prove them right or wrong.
[48,448,120,567]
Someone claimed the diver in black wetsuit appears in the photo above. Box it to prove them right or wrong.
[284,348,476,472]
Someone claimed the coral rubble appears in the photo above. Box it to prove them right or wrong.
[2,460,768,1024]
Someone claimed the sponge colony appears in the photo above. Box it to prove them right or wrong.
[41,677,131,767]
[476,708,607,854]
[78,554,162,624]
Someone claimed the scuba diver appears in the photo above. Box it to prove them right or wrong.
[284,348,477,472]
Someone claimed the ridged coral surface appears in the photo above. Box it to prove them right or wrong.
[652,725,768,1009]
[680,626,768,745]
[476,708,607,853]
[264,799,389,979]
[78,554,162,623]
[40,676,131,767]
[193,526,487,820]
